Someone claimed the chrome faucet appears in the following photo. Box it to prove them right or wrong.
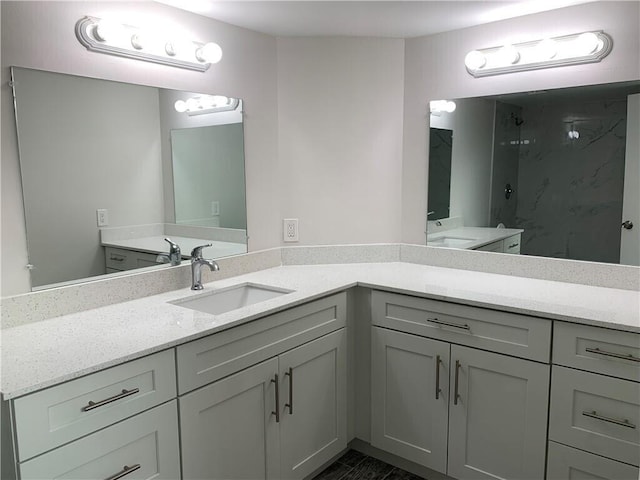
[190,244,219,290]
[156,238,182,266]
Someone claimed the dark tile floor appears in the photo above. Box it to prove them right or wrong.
[313,450,426,480]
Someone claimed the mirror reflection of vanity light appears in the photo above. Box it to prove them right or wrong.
[430,100,456,115]
[174,95,240,115]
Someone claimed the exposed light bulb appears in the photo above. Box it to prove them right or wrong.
[464,50,486,70]
[195,42,223,64]
[185,98,199,111]
[497,44,520,65]
[165,42,177,56]
[575,32,600,55]
[536,38,557,60]
[174,100,188,113]
[94,20,123,42]
[130,33,145,50]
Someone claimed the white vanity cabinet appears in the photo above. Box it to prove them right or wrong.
[10,350,179,480]
[178,293,348,480]
[370,290,551,480]
[104,246,162,273]
[474,233,521,254]
[547,322,640,479]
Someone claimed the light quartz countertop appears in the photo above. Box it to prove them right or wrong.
[1,262,638,399]
[102,236,247,258]
[427,227,524,250]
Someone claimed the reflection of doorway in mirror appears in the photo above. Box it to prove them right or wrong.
[620,93,639,266]
[427,128,453,221]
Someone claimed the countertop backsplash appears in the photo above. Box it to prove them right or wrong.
[1,243,638,329]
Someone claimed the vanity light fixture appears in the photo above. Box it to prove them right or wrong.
[429,100,457,115]
[174,95,240,115]
[75,16,222,72]
[465,30,612,77]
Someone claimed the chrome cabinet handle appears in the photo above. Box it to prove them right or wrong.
[585,347,640,363]
[284,367,293,414]
[508,243,519,249]
[82,388,140,412]
[582,410,636,429]
[105,464,141,480]
[271,374,280,423]
[435,355,442,400]
[453,360,461,405]
[109,256,125,262]
[427,317,470,331]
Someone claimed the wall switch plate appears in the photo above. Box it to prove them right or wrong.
[211,201,220,216]
[96,209,109,227]
[283,218,299,242]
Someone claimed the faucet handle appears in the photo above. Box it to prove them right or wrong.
[191,243,212,259]
[164,237,180,253]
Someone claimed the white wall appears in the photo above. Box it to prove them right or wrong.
[402,1,640,244]
[276,37,405,245]
[1,0,278,295]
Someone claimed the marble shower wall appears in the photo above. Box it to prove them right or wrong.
[513,96,627,263]
[491,102,523,228]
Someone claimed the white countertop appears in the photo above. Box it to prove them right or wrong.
[1,262,638,399]
[102,236,247,258]
[427,227,524,250]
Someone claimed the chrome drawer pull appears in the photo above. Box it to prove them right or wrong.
[435,355,442,400]
[582,410,636,429]
[284,367,293,414]
[453,360,461,405]
[427,317,470,331]
[82,388,140,412]
[106,464,141,480]
[271,374,280,423]
[109,256,125,262]
[585,347,640,363]
[508,243,519,249]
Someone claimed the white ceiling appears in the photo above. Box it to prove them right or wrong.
[156,0,599,38]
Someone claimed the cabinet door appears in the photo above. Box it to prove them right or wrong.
[447,346,550,480]
[279,329,347,480]
[370,327,449,473]
[180,357,280,480]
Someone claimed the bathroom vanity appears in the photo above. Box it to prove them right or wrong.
[1,261,638,480]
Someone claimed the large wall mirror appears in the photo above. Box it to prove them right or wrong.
[427,81,640,266]
[11,67,248,290]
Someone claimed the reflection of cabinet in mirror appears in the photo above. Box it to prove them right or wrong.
[474,233,521,254]
[10,66,248,291]
[104,247,161,273]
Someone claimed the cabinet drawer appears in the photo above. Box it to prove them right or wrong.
[549,366,640,466]
[371,291,551,362]
[177,293,346,394]
[13,349,176,460]
[105,247,160,271]
[503,234,521,254]
[19,400,180,480]
[475,240,503,252]
[553,321,640,382]
[546,441,639,480]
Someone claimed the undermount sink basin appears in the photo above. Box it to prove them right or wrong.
[428,236,476,247]
[171,283,293,316]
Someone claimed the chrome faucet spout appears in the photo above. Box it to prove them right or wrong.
[190,243,219,290]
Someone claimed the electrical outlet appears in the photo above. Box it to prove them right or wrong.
[96,209,109,227]
[283,218,299,242]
